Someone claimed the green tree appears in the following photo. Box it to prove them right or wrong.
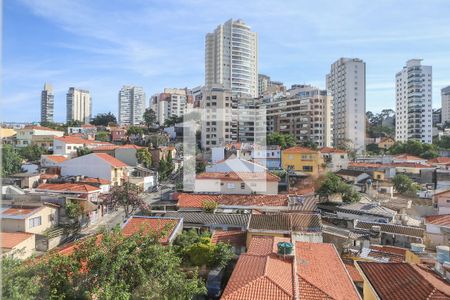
[127,126,144,136]
[1,144,22,176]
[299,139,318,150]
[164,115,183,127]
[392,174,418,194]
[66,120,83,127]
[19,144,45,161]
[317,172,361,203]
[202,200,218,212]
[40,121,66,132]
[389,140,438,159]
[76,147,92,157]
[91,112,117,126]
[95,131,110,142]
[105,183,148,217]
[143,108,158,129]
[267,132,296,149]
[366,143,380,154]
[136,148,152,168]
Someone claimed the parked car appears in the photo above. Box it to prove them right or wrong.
[206,267,225,298]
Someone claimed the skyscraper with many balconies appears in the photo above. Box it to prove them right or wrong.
[205,19,258,98]
[41,83,54,123]
[395,59,432,144]
[66,87,92,124]
[118,85,146,125]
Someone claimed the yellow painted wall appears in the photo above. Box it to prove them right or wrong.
[363,280,378,300]
[281,151,322,177]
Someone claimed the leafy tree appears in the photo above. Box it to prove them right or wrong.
[40,121,66,132]
[1,144,22,176]
[267,132,296,149]
[299,139,318,150]
[19,144,45,161]
[202,200,218,212]
[366,143,380,154]
[389,140,438,159]
[143,108,158,129]
[317,172,360,203]
[65,201,83,219]
[95,131,110,142]
[136,148,152,168]
[164,115,183,127]
[66,120,83,127]
[127,126,144,136]
[105,182,148,217]
[196,159,206,174]
[91,112,117,126]
[76,147,92,157]
[392,174,418,194]
[434,136,450,149]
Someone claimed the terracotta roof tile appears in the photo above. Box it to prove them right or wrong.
[121,216,180,244]
[80,177,111,185]
[55,136,95,144]
[343,261,364,283]
[93,153,128,167]
[393,154,424,161]
[23,125,63,132]
[196,171,280,182]
[425,214,450,227]
[36,183,101,193]
[357,262,450,299]
[282,146,318,154]
[92,145,119,151]
[211,230,246,249]
[248,213,322,232]
[319,147,347,154]
[176,193,289,208]
[44,155,68,163]
[1,207,41,218]
[0,232,34,249]
[428,157,450,164]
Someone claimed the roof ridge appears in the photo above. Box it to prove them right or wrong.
[297,274,335,299]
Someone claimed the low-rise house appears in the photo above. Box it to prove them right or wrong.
[0,127,17,144]
[31,134,56,150]
[211,230,247,255]
[121,216,183,245]
[0,204,59,234]
[194,171,280,194]
[392,154,428,164]
[247,213,322,245]
[8,172,40,188]
[16,125,64,148]
[335,169,371,184]
[377,137,395,150]
[67,124,97,140]
[161,211,250,231]
[281,146,323,177]
[336,202,396,223]
[321,224,369,254]
[93,144,145,166]
[110,128,127,143]
[251,145,281,170]
[128,166,157,192]
[427,157,450,170]
[432,190,450,215]
[206,157,267,173]
[150,146,176,168]
[1,232,36,260]
[357,245,420,263]
[53,136,112,158]
[355,262,450,300]
[320,147,349,172]
[79,177,111,193]
[60,153,128,186]
[35,183,102,202]
[221,235,360,300]
[211,143,253,163]
[348,162,396,180]
[424,214,450,249]
[41,155,68,167]
[354,220,424,248]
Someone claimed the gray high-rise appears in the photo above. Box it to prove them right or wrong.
[118,86,146,125]
[41,83,54,123]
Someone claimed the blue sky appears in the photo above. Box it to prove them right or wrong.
[3,0,450,122]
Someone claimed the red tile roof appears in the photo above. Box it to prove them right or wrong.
[211,230,246,249]
[425,214,450,227]
[0,232,34,249]
[343,261,364,283]
[393,154,424,161]
[176,193,289,208]
[92,145,119,151]
[196,171,280,182]
[349,162,384,168]
[40,174,59,180]
[283,146,318,154]
[93,153,128,167]
[55,136,94,144]
[119,144,144,149]
[80,177,111,185]
[320,147,347,154]
[121,216,180,244]
[23,125,62,132]
[36,183,101,193]
[428,157,450,164]
[44,155,68,163]
[370,245,408,256]
[357,262,450,299]
[1,207,41,217]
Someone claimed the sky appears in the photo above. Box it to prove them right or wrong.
[3,0,450,122]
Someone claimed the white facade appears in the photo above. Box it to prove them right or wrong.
[205,19,258,98]
[118,85,146,125]
[152,88,192,125]
[326,58,366,152]
[395,59,433,144]
[15,126,64,148]
[206,157,267,173]
[441,86,450,125]
[66,87,92,124]
[41,83,54,123]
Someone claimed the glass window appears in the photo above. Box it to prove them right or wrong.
[29,216,42,228]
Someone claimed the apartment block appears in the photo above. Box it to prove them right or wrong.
[263,85,332,148]
[326,58,366,152]
[151,88,193,125]
[118,85,146,125]
[441,85,450,125]
[41,83,54,123]
[205,19,258,98]
[395,59,432,144]
[66,87,92,124]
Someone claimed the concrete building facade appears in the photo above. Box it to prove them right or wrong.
[41,83,54,123]
[441,85,450,125]
[118,85,146,125]
[395,59,433,144]
[326,58,366,152]
[66,87,92,124]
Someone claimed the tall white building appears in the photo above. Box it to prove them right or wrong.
[326,58,366,152]
[118,85,146,125]
[66,87,92,124]
[205,19,258,98]
[395,59,432,144]
[441,85,450,125]
[151,88,193,125]
[41,83,54,123]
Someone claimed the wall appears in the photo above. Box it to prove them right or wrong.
[25,206,58,234]
[1,218,26,232]
[115,148,138,166]
[61,155,113,182]
[4,235,35,260]
[281,152,322,177]
[194,179,278,194]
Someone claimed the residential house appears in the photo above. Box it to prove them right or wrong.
[355,262,450,300]
[432,189,450,215]
[0,127,16,144]
[93,144,145,166]
[121,216,183,245]
[0,204,59,234]
[247,213,323,245]
[150,146,176,168]
[335,169,371,184]
[251,145,281,170]
[194,171,279,194]
[424,214,450,249]
[206,157,267,173]
[392,154,428,164]
[221,236,360,300]
[79,177,111,193]
[348,162,396,181]
[8,172,40,188]
[161,211,250,231]
[31,135,56,150]
[60,153,128,186]
[110,128,127,143]
[428,157,450,170]
[281,146,323,177]
[320,147,349,172]
[377,137,395,150]
[67,124,97,140]
[336,202,396,223]
[211,230,247,255]
[1,232,36,260]
[15,125,64,148]
[356,245,420,264]
[35,183,102,202]
[211,143,253,163]
[53,136,112,158]
[41,155,68,167]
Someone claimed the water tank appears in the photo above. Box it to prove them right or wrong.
[411,243,426,253]
[277,242,293,255]
[436,246,450,263]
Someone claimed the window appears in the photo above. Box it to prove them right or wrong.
[302,166,313,172]
[227,183,236,189]
[241,183,245,189]
[29,216,42,228]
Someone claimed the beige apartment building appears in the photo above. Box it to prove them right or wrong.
[67,87,92,124]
